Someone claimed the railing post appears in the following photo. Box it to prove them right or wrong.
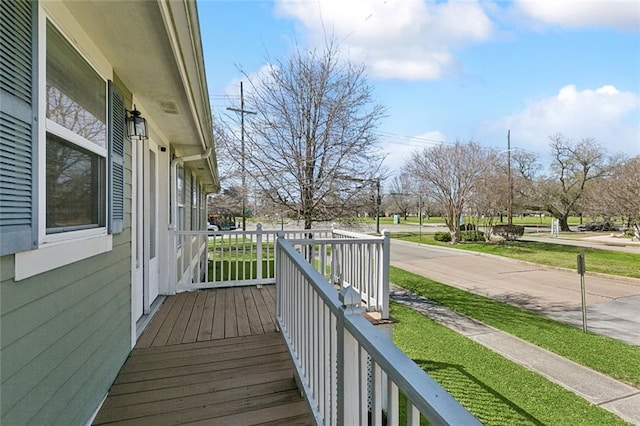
[275,231,285,328]
[381,229,390,319]
[256,223,263,287]
[169,229,177,295]
[338,286,361,425]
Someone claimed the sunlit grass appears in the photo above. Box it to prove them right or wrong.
[207,260,275,281]
[391,303,629,425]
[390,267,640,387]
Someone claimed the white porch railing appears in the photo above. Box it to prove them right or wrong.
[172,224,332,291]
[280,226,389,318]
[172,224,390,318]
[276,236,481,426]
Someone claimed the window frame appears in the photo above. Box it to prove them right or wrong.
[177,164,186,231]
[15,6,117,281]
[38,13,111,244]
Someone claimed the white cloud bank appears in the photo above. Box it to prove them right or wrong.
[516,0,640,31]
[486,84,640,154]
[275,0,494,80]
[274,1,638,81]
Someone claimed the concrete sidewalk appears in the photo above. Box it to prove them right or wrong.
[390,285,640,425]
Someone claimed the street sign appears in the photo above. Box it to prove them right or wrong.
[577,253,585,275]
[577,253,587,333]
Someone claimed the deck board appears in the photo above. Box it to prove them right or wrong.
[243,287,265,335]
[94,285,313,425]
[212,289,226,339]
[224,288,238,338]
[235,287,252,336]
[183,291,206,343]
[197,290,216,341]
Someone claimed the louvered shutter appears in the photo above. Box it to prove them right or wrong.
[0,0,38,256]
[108,81,125,234]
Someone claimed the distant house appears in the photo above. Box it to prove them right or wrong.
[0,1,218,423]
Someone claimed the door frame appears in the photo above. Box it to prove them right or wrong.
[130,136,161,346]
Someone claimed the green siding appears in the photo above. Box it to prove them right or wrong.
[0,141,132,425]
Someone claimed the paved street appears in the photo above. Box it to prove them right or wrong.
[390,239,640,346]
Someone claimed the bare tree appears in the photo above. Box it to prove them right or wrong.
[582,155,640,232]
[468,159,507,238]
[207,186,242,217]
[234,41,385,229]
[387,175,416,219]
[404,141,496,243]
[539,134,610,231]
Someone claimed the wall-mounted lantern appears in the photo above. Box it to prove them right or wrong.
[126,104,148,140]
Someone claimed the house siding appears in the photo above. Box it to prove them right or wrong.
[0,141,132,424]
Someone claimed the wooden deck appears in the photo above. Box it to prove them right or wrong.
[93,286,314,425]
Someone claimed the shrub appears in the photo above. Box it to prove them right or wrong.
[492,224,525,241]
[460,230,485,242]
[460,223,476,231]
[434,232,452,242]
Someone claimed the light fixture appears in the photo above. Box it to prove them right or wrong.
[126,104,148,140]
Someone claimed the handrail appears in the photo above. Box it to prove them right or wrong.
[276,236,481,426]
[171,225,390,318]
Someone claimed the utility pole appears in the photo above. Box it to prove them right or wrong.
[227,81,256,231]
[507,129,513,226]
[375,178,381,235]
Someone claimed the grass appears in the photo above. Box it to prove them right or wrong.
[390,267,640,388]
[207,259,274,281]
[395,233,640,278]
[391,303,629,425]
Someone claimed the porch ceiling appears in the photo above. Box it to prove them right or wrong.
[61,0,219,192]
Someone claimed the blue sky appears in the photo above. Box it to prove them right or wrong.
[198,0,640,173]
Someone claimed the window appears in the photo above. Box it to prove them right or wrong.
[45,20,107,234]
[191,173,198,230]
[177,165,185,231]
[12,7,125,279]
[46,133,104,231]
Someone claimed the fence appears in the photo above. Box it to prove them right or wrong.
[275,236,481,426]
[284,227,390,318]
[172,225,329,292]
[172,224,390,318]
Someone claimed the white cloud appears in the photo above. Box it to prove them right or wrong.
[516,0,640,31]
[275,0,495,80]
[486,84,640,155]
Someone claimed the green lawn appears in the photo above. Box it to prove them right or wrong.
[390,267,640,388]
[394,234,640,279]
[207,259,274,281]
[391,303,629,425]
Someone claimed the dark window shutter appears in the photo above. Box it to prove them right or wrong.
[0,0,38,256]
[108,81,126,234]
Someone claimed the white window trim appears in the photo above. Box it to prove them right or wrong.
[46,119,108,157]
[24,8,115,278]
[40,16,110,243]
[15,234,113,281]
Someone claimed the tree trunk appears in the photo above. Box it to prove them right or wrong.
[545,204,571,232]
